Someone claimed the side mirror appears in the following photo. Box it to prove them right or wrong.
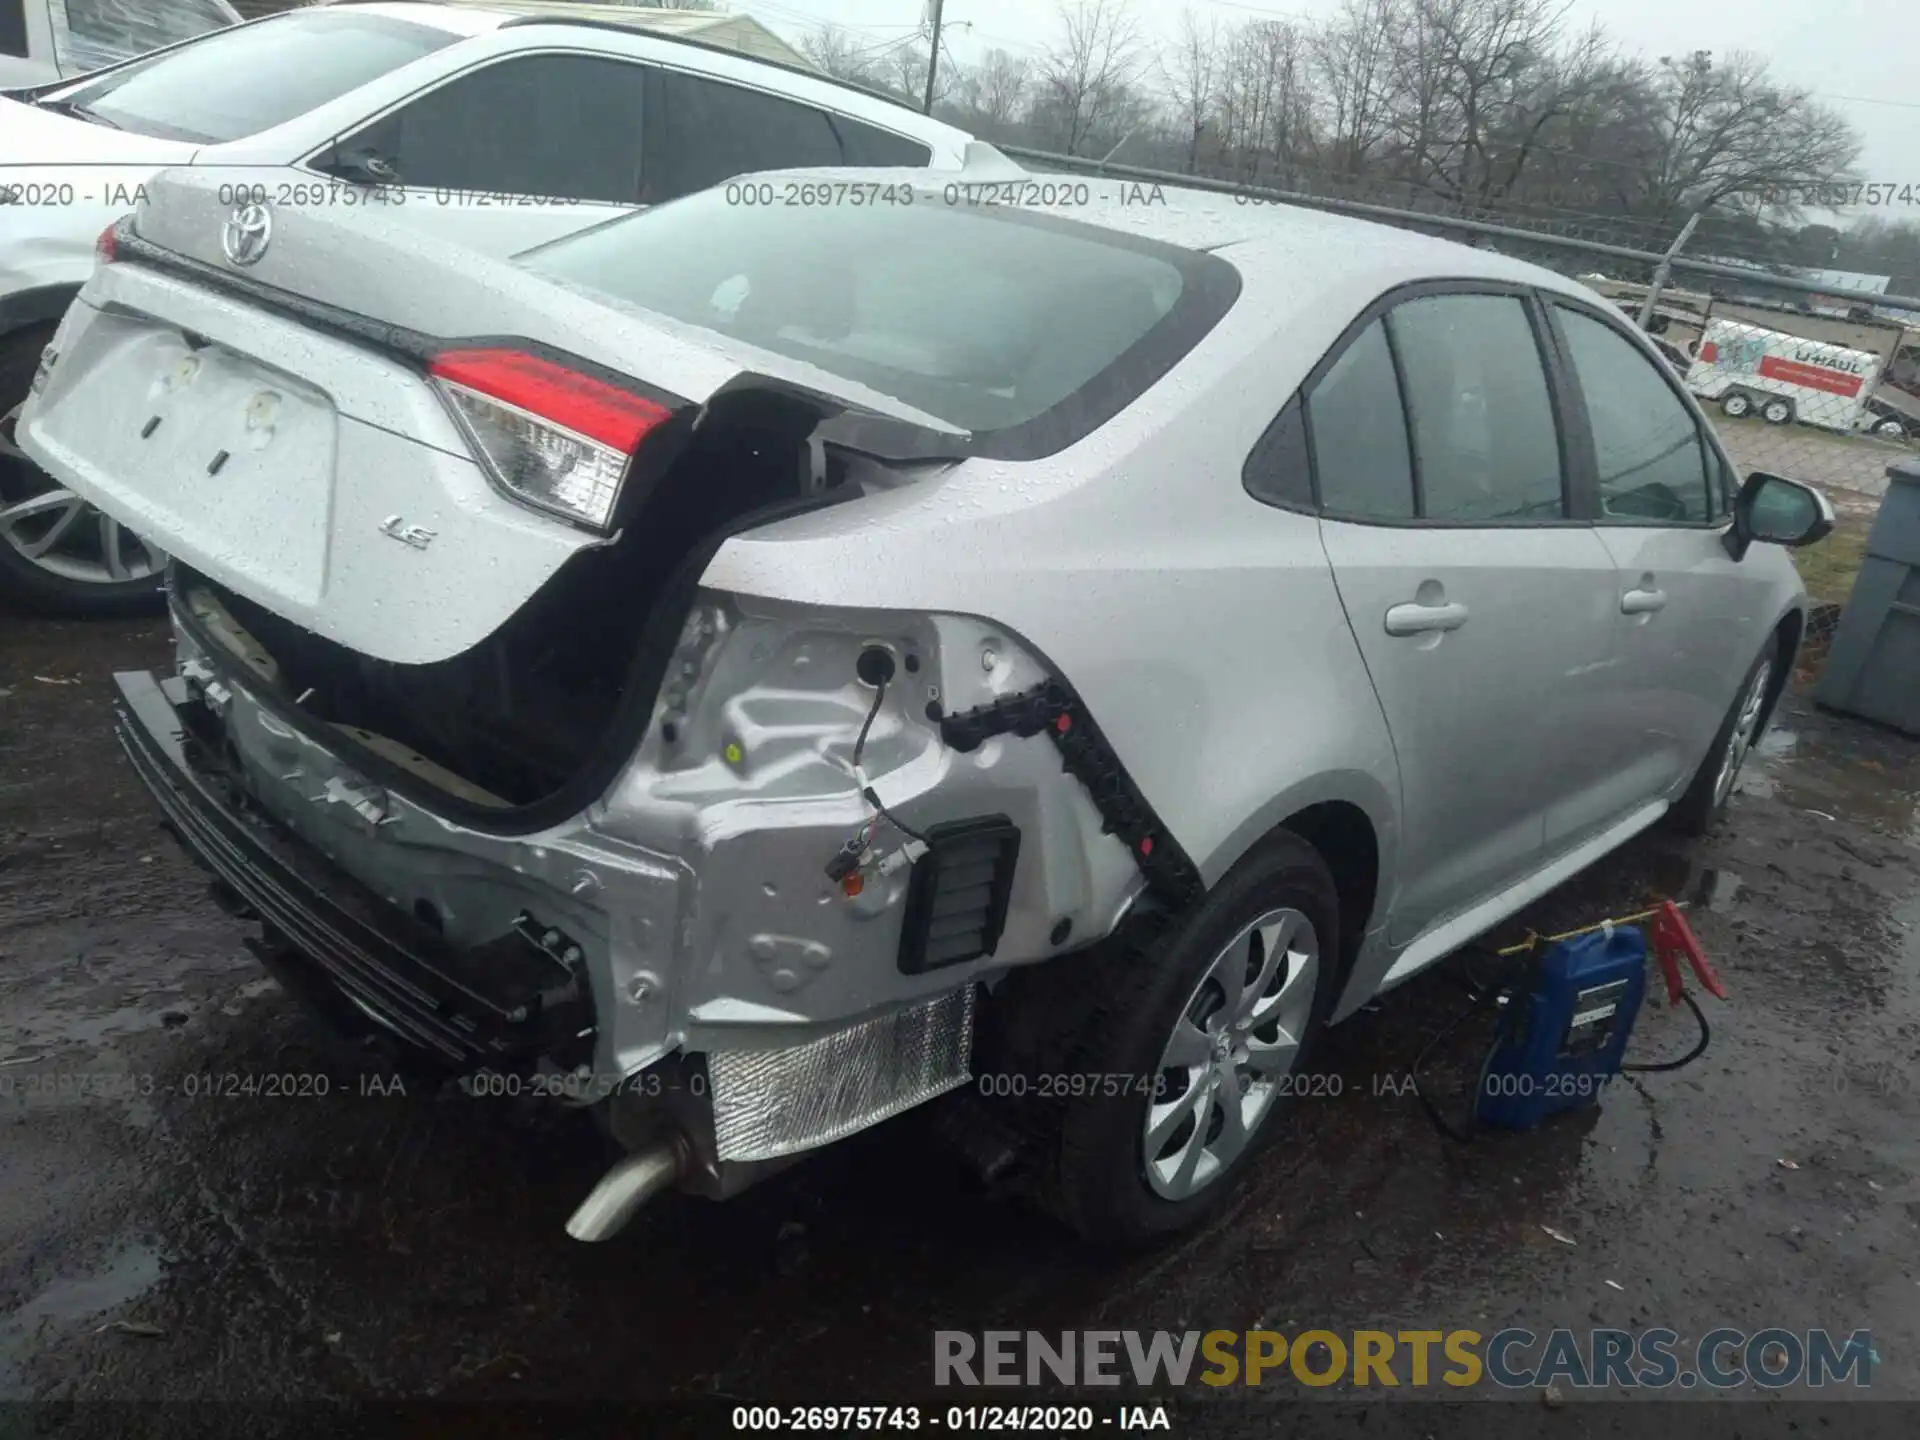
[1723,471,1834,561]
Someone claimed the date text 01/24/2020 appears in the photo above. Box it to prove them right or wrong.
[729,1405,1172,1431]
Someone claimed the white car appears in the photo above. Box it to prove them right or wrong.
[0,0,979,615]
[19,164,1829,1245]
[0,0,239,89]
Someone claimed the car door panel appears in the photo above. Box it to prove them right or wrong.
[1547,301,1774,796]
[1303,290,1629,945]
[1321,521,1622,943]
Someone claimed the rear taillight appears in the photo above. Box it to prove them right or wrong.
[428,347,671,531]
[95,221,119,265]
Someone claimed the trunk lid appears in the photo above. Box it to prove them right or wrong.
[19,166,950,664]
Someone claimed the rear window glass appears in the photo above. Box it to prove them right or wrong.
[61,11,458,143]
[522,188,1237,453]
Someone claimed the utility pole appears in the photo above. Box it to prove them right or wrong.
[922,0,946,115]
[1639,211,1702,331]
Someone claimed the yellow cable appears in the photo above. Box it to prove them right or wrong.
[1494,902,1688,958]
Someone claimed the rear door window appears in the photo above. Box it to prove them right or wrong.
[350,54,649,204]
[1304,318,1415,521]
[647,69,846,202]
[1388,293,1565,522]
[1555,305,1713,523]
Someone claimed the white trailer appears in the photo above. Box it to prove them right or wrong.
[1684,317,1903,436]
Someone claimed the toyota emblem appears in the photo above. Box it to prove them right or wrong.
[221,202,272,266]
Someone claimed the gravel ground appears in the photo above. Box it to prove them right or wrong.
[1,612,1917,1437]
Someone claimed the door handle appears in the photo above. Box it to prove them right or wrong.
[1621,587,1668,615]
[1384,600,1470,636]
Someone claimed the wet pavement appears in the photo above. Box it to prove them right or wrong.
[1,613,1917,1431]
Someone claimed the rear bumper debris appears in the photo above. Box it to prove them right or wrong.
[112,667,595,1071]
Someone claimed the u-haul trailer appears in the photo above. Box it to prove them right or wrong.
[1684,317,1905,436]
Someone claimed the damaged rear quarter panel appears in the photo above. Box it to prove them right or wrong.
[696,265,1405,909]
[589,597,1146,1054]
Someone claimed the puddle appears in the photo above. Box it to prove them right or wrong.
[1692,866,1743,911]
[0,1243,164,1398]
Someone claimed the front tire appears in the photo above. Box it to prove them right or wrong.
[1041,831,1341,1245]
[1761,397,1794,426]
[1720,392,1752,419]
[1670,640,1778,835]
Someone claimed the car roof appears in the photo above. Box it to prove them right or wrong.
[323,1,943,122]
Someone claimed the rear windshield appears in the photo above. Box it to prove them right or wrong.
[60,11,458,144]
[522,187,1240,457]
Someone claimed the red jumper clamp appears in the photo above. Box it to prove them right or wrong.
[1650,900,1727,1005]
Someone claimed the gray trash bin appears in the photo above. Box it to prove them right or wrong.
[1815,458,1920,735]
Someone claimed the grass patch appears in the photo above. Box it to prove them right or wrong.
[1793,508,1873,605]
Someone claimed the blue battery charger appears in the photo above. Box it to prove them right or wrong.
[1474,925,1649,1131]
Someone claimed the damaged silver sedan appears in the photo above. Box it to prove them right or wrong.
[19,160,1827,1245]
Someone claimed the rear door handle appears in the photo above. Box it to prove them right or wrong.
[1621,587,1668,615]
[1384,601,1470,636]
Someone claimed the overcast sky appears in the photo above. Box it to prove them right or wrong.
[735,0,1919,214]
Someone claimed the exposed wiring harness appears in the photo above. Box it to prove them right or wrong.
[825,668,927,884]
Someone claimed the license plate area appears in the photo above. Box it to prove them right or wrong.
[32,310,338,602]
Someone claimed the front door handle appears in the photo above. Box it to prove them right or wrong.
[1384,600,1470,636]
[1621,587,1668,615]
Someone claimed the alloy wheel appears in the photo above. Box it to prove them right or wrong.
[1713,657,1774,809]
[0,401,167,585]
[1142,907,1319,1201]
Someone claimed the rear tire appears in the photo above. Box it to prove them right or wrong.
[0,323,168,618]
[1720,392,1752,419]
[1034,831,1342,1246]
[1670,639,1779,836]
[1871,416,1908,439]
[1761,397,1794,426]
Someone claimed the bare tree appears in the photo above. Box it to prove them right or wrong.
[798,23,882,87]
[1378,0,1577,206]
[1037,0,1142,156]
[1312,0,1399,177]
[953,49,1034,138]
[880,39,953,109]
[1628,50,1861,221]
[1215,19,1315,185]
[1159,8,1222,173]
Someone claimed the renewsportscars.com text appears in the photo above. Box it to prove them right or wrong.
[933,1328,1874,1391]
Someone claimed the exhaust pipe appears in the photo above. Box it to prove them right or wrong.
[565,1137,687,1242]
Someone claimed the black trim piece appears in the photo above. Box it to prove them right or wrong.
[1378,309,1425,518]
[936,682,1205,910]
[112,668,595,1070]
[897,816,1022,975]
[0,283,80,338]
[1523,287,1596,522]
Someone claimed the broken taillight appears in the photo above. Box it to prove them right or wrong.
[95,220,119,265]
[428,347,672,532]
